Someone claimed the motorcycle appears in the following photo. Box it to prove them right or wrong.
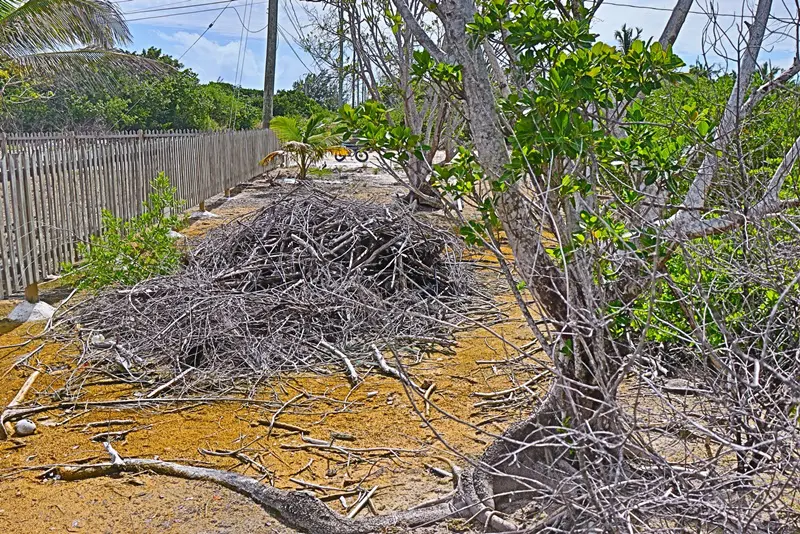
[334,142,369,163]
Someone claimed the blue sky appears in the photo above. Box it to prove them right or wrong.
[121,1,798,91]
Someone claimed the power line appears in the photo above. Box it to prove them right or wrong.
[122,0,793,21]
[281,0,328,73]
[232,4,268,33]
[124,1,724,80]
[277,24,315,74]
[177,1,235,60]
[123,0,315,74]
[123,1,795,31]
[109,0,237,130]
[602,1,794,23]
[122,0,787,24]
[125,1,262,22]
[125,0,247,15]
[228,0,253,128]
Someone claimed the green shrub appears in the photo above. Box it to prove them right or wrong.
[62,173,187,290]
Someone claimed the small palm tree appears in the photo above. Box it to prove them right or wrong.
[614,24,643,54]
[758,61,780,82]
[0,0,161,82]
[261,115,346,180]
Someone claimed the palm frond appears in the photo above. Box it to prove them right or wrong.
[269,116,303,143]
[259,150,286,166]
[308,130,342,147]
[302,114,325,139]
[0,0,130,59]
[13,48,170,85]
[282,140,313,154]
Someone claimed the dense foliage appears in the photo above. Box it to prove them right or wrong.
[62,173,186,289]
[345,34,800,359]
[338,1,800,530]
[0,49,341,132]
[634,70,800,351]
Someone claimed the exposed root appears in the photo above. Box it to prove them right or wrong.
[46,376,799,533]
[52,457,454,534]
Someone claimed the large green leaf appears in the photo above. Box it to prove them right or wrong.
[269,115,304,143]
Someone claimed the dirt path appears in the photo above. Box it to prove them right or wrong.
[0,163,543,533]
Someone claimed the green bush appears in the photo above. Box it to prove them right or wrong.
[63,173,187,289]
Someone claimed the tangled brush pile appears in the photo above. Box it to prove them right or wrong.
[62,189,494,391]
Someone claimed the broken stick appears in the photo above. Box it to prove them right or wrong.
[318,340,359,385]
[145,367,194,398]
[1,370,41,439]
[371,344,421,392]
[423,383,437,417]
[347,486,378,519]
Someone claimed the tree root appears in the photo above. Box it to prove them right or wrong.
[49,394,577,533]
[472,389,571,514]
[54,458,453,534]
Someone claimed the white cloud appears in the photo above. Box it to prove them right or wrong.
[156,31,261,86]
[148,29,311,89]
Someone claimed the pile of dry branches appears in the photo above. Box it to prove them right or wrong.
[59,189,494,390]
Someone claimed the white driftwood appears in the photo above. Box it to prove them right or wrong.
[145,367,194,398]
[1,370,40,439]
[318,340,359,385]
[347,486,378,519]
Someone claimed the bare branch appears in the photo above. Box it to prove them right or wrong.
[672,0,774,226]
[484,41,511,98]
[659,0,694,48]
[672,133,800,238]
[390,0,448,63]
[740,56,800,116]
[752,133,800,212]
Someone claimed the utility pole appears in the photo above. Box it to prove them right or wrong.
[337,5,344,108]
[262,0,279,128]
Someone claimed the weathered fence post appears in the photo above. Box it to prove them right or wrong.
[138,129,145,211]
[24,281,39,304]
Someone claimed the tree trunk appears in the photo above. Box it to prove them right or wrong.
[402,156,442,208]
[419,4,624,526]
[299,153,308,180]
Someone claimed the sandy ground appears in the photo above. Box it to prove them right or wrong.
[0,159,542,533]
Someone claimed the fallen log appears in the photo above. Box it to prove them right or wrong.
[1,370,41,439]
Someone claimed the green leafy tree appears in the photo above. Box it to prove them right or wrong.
[292,71,339,111]
[0,63,45,118]
[340,0,800,530]
[3,49,210,131]
[200,82,261,130]
[138,46,181,69]
[273,88,327,119]
[260,114,344,179]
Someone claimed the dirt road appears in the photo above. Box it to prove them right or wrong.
[0,163,541,533]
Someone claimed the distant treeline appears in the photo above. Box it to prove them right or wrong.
[0,47,339,132]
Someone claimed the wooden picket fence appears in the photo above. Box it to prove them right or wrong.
[0,129,279,300]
